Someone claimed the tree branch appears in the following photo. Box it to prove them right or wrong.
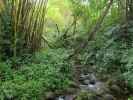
[69,0,114,59]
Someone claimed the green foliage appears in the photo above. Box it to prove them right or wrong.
[128,96,133,100]
[0,1,13,59]
[0,0,132,99]
[0,48,72,100]
[69,0,120,33]
[0,62,12,80]
[76,91,96,100]
[81,23,133,89]
[45,0,72,42]
[122,48,133,88]
[0,0,48,60]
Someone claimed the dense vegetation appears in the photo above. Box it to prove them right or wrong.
[0,0,133,100]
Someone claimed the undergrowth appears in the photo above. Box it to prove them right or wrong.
[80,22,133,90]
[0,48,72,100]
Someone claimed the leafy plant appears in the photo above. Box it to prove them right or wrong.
[81,23,133,90]
[0,48,72,100]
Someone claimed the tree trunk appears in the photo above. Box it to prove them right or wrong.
[126,0,133,21]
[87,0,113,41]
[68,0,113,59]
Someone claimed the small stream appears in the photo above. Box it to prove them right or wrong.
[48,64,129,100]
[55,95,75,100]
[56,73,115,100]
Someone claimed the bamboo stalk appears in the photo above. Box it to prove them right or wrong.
[0,0,48,59]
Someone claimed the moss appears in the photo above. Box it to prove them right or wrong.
[75,91,97,100]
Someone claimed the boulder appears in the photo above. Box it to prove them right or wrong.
[80,85,89,91]
[88,81,109,95]
[110,84,121,96]
[80,73,97,83]
[103,94,115,100]
[82,79,90,85]
[45,92,55,100]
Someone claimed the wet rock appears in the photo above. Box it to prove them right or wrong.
[89,74,97,83]
[66,87,78,94]
[88,84,97,91]
[56,96,64,100]
[110,84,121,96]
[65,95,75,100]
[80,78,96,85]
[80,73,109,96]
[80,73,97,83]
[103,94,115,100]
[75,90,97,100]
[56,95,75,100]
[82,79,90,85]
[75,89,116,100]
[89,79,96,85]
[45,92,55,100]
[80,85,89,90]
[88,82,109,95]
[80,74,90,80]
[69,82,79,88]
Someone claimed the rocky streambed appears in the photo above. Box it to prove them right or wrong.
[46,65,130,100]
[55,73,116,100]
[47,73,127,100]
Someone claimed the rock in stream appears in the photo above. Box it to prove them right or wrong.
[78,73,115,100]
[55,73,115,100]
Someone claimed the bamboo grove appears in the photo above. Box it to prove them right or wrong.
[0,0,48,60]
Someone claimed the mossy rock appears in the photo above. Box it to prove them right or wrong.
[75,90,99,100]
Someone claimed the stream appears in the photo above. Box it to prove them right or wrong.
[55,72,115,100]
[46,64,129,100]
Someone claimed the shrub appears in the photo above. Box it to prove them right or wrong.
[81,24,133,89]
[0,48,72,100]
